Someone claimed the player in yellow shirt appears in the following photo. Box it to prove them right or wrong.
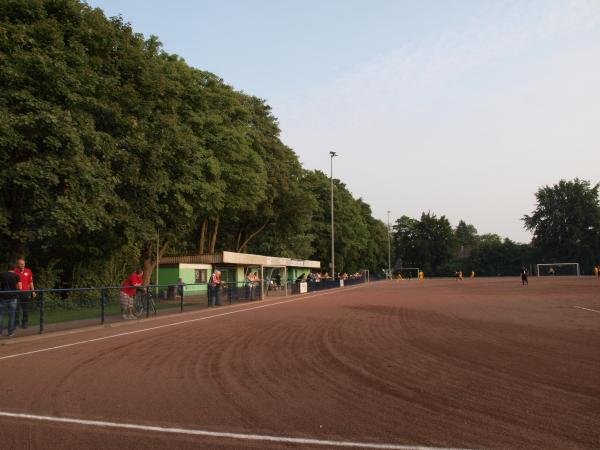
[470,270,475,278]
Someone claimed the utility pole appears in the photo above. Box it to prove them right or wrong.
[387,211,391,279]
[329,151,338,278]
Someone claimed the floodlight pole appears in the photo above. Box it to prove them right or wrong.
[156,229,160,298]
[387,210,391,280]
[330,151,338,279]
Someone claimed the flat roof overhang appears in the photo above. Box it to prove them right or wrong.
[160,251,320,269]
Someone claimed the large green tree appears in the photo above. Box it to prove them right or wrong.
[301,170,386,274]
[392,212,457,275]
[0,0,391,288]
[523,178,600,271]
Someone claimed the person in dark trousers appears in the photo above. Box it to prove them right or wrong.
[521,267,529,285]
[177,277,186,298]
[14,258,35,329]
[274,272,281,289]
[1,263,22,337]
[208,270,222,307]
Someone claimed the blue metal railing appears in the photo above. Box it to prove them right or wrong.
[0,275,367,335]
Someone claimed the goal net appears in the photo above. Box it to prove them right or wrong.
[536,263,580,277]
[396,267,420,279]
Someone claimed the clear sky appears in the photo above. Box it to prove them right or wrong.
[88,0,600,242]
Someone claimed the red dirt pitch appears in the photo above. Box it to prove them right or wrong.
[0,277,599,449]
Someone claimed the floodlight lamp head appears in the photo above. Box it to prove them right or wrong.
[329,151,338,157]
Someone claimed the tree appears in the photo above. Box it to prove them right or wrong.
[455,221,478,254]
[301,170,385,274]
[392,215,419,269]
[523,178,600,271]
[467,234,530,276]
[392,213,457,275]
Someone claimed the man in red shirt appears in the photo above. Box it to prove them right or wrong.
[120,268,143,320]
[14,258,36,329]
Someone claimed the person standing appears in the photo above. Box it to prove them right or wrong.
[208,270,222,307]
[14,258,35,329]
[1,263,22,337]
[244,270,253,299]
[176,277,186,299]
[120,268,143,320]
[521,267,529,285]
[274,272,281,290]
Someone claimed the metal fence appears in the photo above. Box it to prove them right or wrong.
[0,275,367,336]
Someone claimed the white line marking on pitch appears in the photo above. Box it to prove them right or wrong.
[574,306,600,314]
[0,411,467,450]
[0,285,368,362]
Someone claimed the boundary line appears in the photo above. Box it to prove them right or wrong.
[0,284,369,362]
[574,306,600,314]
[0,411,467,450]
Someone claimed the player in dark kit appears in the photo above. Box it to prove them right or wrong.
[521,267,529,285]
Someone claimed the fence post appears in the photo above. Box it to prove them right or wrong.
[39,291,45,334]
[100,289,107,324]
[145,288,150,318]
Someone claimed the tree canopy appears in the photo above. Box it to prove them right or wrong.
[523,178,600,271]
[0,0,389,285]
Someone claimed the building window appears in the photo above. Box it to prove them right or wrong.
[195,269,207,283]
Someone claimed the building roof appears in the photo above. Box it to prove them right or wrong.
[160,251,320,269]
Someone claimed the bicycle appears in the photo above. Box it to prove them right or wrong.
[133,288,157,318]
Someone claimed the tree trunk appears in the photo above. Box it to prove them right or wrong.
[209,216,220,253]
[236,228,243,252]
[142,241,153,285]
[199,219,208,254]
[142,240,170,285]
[237,221,269,253]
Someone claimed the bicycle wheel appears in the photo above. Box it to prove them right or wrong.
[149,293,157,316]
[133,292,144,318]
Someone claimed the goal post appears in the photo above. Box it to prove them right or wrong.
[536,263,580,277]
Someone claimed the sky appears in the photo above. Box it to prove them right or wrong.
[89,0,600,243]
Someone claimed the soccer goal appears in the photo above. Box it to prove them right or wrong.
[536,263,580,277]
[397,267,420,279]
